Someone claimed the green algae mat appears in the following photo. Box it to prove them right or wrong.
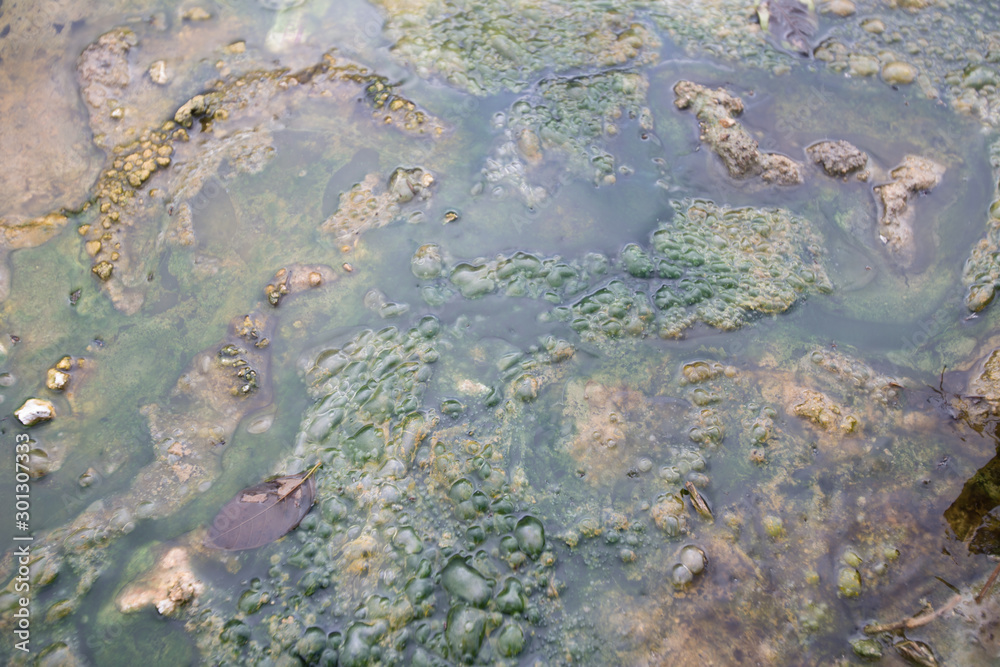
[5,0,1000,664]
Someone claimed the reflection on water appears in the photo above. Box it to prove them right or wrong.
[2,0,1000,665]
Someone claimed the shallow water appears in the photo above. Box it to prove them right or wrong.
[3,0,1000,665]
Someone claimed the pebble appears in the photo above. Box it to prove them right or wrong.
[821,0,856,17]
[862,19,885,34]
[182,7,211,21]
[46,368,70,391]
[149,60,169,85]
[679,546,705,574]
[881,61,918,85]
[15,398,55,426]
[79,468,98,487]
[848,55,880,78]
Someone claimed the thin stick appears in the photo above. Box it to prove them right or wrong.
[976,560,1000,604]
[863,594,961,634]
[277,461,322,501]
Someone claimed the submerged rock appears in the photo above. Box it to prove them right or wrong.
[807,140,869,179]
[321,168,434,247]
[873,154,945,263]
[116,546,204,616]
[790,388,860,434]
[76,28,138,143]
[674,80,803,185]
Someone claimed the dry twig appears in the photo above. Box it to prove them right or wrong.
[976,560,1000,604]
[864,594,962,634]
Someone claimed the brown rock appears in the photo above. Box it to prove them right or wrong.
[807,140,869,177]
[873,155,945,261]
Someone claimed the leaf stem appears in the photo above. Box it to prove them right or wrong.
[302,461,323,481]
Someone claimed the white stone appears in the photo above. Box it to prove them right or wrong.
[46,368,70,390]
[148,60,169,85]
[117,547,203,616]
[15,398,54,426]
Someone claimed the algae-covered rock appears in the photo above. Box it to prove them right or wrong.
[674,80,803,185]
[837,566,862,597]
[484,71,653,201]
[852,637,883,659]
[614,199,832,337]
[964,220,1000,312]
[372,0,660,96]
[963,137,1000,312]
[422,200,832,339]
[177,322,578,665]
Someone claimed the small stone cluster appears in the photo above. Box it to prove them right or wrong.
[263,265,333,307]
[13,356,84,427]
[221,315,271,397]
[79,124,178,284]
